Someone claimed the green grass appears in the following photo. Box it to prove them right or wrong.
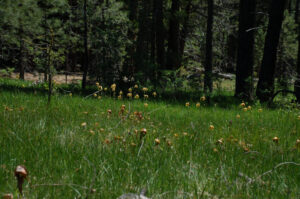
[1,80,300,198]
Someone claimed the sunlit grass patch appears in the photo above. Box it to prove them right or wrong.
[0,88,300,198]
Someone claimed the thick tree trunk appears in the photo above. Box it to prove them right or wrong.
[295,0,300,101]
[256,0,286,103]
[204,0,214,93]
[235,0,256,100]
[166,0,180,70]
[82,0,89,90]
[155,0,165,68]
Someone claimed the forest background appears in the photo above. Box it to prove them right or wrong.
[0,0,299,103]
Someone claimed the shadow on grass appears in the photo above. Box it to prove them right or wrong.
[0,79,242,108]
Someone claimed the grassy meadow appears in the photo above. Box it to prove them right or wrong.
[1,79,300,198]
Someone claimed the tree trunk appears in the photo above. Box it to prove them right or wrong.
[166,0,180,70]
[235,0,256,100]
[47,29,54,105]
[226,2,239,73]
[43,17,48,82]
[123,0,138,78]
[47,52,52,104]
[226,34,237,73]
[150,0,156,61]
[155,0,165,68]
[82,0,89,90]
[204,0,214,93]
[295,0,300,102]
[136,0,151,71]
[179,0,192,60]
[18,1,25,80]
[256,0,286,103]
[18,25,25,80]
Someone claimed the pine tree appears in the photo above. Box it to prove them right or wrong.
[256,0,287,102]
[204,0,214,94]
[235,0,256,100]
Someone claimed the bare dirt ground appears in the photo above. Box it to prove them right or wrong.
[10,72,83,84]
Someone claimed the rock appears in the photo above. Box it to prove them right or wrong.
[117,193,150,199]
[117,189,150,199]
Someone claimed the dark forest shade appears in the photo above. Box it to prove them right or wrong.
[235,0,256,100]
[180,0,192,60]
[155,0,165,68]
[151,0,156,61]
[18,1,25,80]
[204,0,214,93]
[18,24,25,80]
[295,0,300,102]
[166,0,180,70]
[136,0,151,71]
[124,0,138,77]
[1,0,299,100]
[256,0,286,103]
[82,0,89,90]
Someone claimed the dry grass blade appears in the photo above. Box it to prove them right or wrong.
[256,162,300,180]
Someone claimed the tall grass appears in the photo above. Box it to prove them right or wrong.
[0,83,300,198]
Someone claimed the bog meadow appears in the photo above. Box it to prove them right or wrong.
[1,0,300,198]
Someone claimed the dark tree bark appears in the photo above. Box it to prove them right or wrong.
[226,2,239,73]
[235,0,256,100]
[18,24,25,80]
[47,28,55,105]
[136,0,151,70]
[294,0,300,101]
[150,0,156,61]
[66,0,79,72]
[179,0,192,60]
[18,2,25,80]
[37,0,49,81]
[256,0,286,103]
[296,0,299,22]
[155,0,165,68]
[82,0,89,90]
[204,0,214,93]
[226,34,237,73]
[166,0,180,70]
[47,47,52,104]
[288,0,292,12]
[123,0,138,78]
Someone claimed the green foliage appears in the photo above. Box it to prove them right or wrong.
[0,67,14,77]
[0,0,42,69]
[0,0,299,98]
[254,18,268,74]
[88,0,130,84]
[277,10,298,79]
